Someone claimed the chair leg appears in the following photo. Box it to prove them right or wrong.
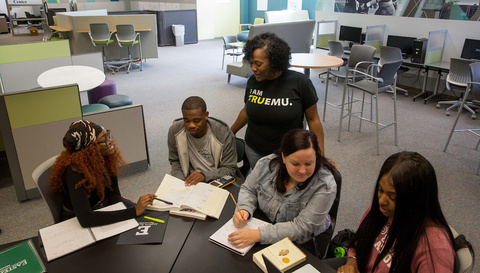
[444,90,470,152]
[375,91,380,156]
[359,92,366,132]
[228,74,231,83]
[393,83,398,146]
[347,88,354,132]
[338,83,348,142]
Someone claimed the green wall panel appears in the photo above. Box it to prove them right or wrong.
[4,85,82,129]
[0,40,71,65]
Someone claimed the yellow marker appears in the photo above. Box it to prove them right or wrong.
[144,216,165,224]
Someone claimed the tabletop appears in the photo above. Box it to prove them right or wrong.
[290,53,344,70]
[37,65,106,92]
[227,41,245,48]
[0,186,336,273]
[76,28,152,33]
[49,25,72,32]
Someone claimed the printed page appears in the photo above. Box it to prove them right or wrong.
[155,174,193,207]
[209,218,269,256]
[39,217,95,261]
[181,182,229,218]
[89,202,139,241]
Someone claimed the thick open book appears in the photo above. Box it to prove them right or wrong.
[147,174,229,219]
[209,218,269,256]
[253,237,307,273]
[38,202,138,261]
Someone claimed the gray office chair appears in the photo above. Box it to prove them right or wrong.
[32,155,63,224]
[443,62,480,175]
[338,60,403,155]
[41,22,61,42]
[450,226,475,273]
[323,44,377,121]
[222,36,243,70]
[319,40,347,83]
[88,23,118,74]
[115,24,143,74]
[437,58,478,119]
[379,46,408,96]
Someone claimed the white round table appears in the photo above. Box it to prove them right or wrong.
[37,65,106,92]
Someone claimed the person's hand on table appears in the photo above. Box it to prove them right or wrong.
[232,210,249,228]
[337,257,360,273]
[185,171,205,186]
[135,194,156,216]
[228,228,260,248]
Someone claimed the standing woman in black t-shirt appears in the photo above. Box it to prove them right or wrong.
[231,32,327,168]
[49,120,155,227]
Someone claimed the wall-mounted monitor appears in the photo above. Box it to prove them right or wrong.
[461,38,480,60]
[339,25,362,44]
[386,35,417,57]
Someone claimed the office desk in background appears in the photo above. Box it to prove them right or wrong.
[0,186,336,273]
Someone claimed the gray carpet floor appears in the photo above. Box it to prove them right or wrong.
[0,38,478,271]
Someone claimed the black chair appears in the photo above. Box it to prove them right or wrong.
[235,137,250,178]
[24,11,43,27]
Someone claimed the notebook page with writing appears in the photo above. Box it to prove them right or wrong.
[39,217,95,261]
[89,202,139,241]
[209,218,269,256]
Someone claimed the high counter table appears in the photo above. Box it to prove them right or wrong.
[290,53,344,78]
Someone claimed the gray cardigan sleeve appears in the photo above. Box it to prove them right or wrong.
[167,125,186,180]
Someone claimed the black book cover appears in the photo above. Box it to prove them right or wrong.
[116,211,169,245]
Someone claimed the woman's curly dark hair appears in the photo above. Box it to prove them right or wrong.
[243,32,291,72]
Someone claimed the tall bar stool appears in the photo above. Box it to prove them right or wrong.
[88,23,118,74]
[115,24,143,74]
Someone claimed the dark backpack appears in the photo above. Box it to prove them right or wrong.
[327,229,356,258]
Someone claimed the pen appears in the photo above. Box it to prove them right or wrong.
[229,193,244,219]
[154,197,173,205]
[144,216,165,224]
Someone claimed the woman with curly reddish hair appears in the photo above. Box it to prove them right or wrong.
[230,32,328,169]
[50,120,155,227]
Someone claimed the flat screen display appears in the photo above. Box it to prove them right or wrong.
[386,35,417,56]
[461,39,480,60]
[339,25,362,44]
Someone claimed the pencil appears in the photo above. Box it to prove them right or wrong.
[229,193,244,219]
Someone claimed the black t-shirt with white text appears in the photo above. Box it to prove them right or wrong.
[244,70,318,156]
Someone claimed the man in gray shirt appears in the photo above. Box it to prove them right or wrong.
[167,96,243,186]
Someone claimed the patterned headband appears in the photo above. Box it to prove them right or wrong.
[63,120,105,152]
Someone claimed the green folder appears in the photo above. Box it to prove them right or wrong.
[0,239,46,273]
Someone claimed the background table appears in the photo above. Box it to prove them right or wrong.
[290,53,344,77]
[37,65,105,92]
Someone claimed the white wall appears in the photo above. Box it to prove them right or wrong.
[197,0,239,40]
[315,11,480,61]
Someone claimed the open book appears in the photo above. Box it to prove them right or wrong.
[38,202,138,261]
[253,237,307,273]
[147,174,229,219]
[209,218,269,256]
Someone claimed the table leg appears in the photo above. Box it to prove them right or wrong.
[424,69,443,103]
[304,68,310,78]
[413,66,429,101]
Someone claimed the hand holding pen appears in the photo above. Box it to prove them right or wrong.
[230,193,249,228]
